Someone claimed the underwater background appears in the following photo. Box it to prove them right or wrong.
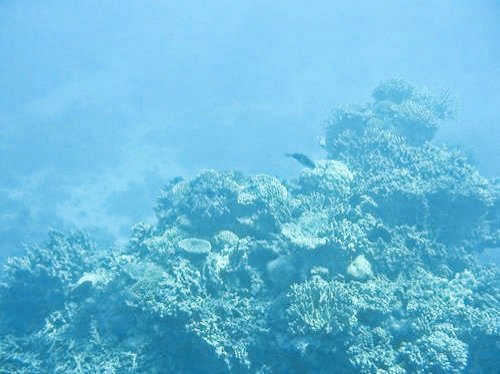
[1,1,499,373]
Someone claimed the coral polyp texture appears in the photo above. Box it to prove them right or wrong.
[1,80,499,373]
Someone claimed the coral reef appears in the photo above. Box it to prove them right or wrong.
[1,80,498,373]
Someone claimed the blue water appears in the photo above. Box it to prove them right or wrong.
[1,2,499,373]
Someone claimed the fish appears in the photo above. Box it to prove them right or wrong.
[285,153,316,169]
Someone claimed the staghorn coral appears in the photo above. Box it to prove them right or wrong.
[1,80,498,373]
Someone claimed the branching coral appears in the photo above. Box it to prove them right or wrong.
[1,79,498,373]
[371,78,456,144]
[287,276,359,336]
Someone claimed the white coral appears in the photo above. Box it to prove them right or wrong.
[299,159,353,196]
[347,255,373,280]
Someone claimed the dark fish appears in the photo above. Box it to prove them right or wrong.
[285,153,316,169]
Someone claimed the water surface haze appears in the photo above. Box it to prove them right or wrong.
[0,1,498,257]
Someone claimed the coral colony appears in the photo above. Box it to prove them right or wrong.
[1,80,498,373]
